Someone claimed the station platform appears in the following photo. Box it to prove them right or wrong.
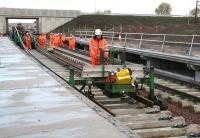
[0,37,128,138]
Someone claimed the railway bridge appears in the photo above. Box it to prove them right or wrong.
[0,7,81,34]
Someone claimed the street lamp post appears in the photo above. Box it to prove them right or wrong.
[195,0,200,23]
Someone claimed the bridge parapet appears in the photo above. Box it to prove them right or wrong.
[0,8,80,17]
[0,8,81,34]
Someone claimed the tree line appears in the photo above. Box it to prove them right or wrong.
[95,2,199,16]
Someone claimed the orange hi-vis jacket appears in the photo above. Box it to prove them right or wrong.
[39,35,45,48]
[25,35,31,49]
[61,34,66,42]
[53,35,57,47]
[89,38,109,58]
[50,34,54,44]
[43,34,46,45]
[57,35,60,45]
[69,36,76,49]
[53,35,60,48]
[89,38,109,65]
[60,34,66,47]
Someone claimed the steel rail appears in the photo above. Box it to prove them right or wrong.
[155,83,200,103]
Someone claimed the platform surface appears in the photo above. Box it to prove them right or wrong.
[0,37,127,138]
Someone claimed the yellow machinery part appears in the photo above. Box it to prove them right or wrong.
[115,69,135,85]
[116,69,129,77]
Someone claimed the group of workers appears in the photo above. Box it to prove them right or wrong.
[48,29,109,66]
[24,32,76,50]
[48,33,76,49]
[23,28,109,66]
[49,33,66,48]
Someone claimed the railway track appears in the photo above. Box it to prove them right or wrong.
[25,44,200,137]
[59,46,200,118]
[155,78,200,102]
[58,47,200,105]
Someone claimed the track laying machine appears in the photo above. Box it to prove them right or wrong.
[69,49,167,109]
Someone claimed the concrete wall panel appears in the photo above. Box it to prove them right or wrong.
[40,17,72,33]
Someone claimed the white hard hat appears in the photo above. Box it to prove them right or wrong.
[95,29,102,36]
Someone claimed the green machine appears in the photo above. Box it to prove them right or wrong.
[68,48,167,109]
[69,48,155,101]
[104,67,155,96]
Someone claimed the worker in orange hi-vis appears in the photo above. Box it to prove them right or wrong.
[24,32,32,49]
[43,32,47,47]
[49,32,54,46]
[89,29,109,65]
[53,34,58,48]
[39,35,42,47]
[52,34,55,47]
[39,34,45,48]
[56,34,60,47]
[69,34,76,50]
[59,33,66,47]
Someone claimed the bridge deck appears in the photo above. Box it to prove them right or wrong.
[0,37,128,138]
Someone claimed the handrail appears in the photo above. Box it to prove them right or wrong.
[74,30,200,57]
[75,30,200,37]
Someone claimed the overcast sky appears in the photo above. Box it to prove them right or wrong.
[0,0,197,15]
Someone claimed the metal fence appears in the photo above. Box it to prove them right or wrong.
[74,30,200,57]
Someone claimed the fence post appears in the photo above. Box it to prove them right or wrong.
[139,33,144,49]
[188,34,195,56]
[85,31,87,39]
[111,31,114,45]
[161,34,166,52]
[124,33,128,46]
[149,66,155,100]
